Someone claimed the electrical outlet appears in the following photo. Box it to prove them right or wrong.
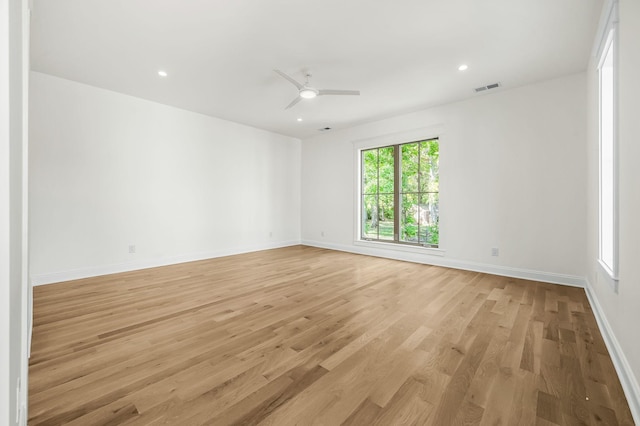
[491,247,499,256]
[321,231,325,237]
[128,245,136,253]
[269,231,273,237]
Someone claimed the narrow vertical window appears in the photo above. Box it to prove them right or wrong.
[598,28,617,279]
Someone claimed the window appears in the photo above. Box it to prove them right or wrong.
[361,139,439,247]
[598,23,618,280]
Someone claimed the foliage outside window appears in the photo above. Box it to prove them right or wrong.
[361,139,439,247]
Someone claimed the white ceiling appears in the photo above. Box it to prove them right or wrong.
[30,0,603,139]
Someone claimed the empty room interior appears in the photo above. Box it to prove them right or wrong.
[2,0,640,425]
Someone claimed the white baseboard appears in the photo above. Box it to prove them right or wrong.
[33,239,586,289]
[31,240,301,286]
[27,278,32,358]
[585,280,640,424]
[301,239,586,288]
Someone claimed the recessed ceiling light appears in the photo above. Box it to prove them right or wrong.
[158,70,168,77]
[297,118,303,122]
[458,64,469,71]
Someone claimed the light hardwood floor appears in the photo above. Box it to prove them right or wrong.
[29,246,634,425]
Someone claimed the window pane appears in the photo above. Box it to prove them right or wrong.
[401,143,419,193]
[400,193,419,242]
[419,140,439,193]
[362,194,379,239]
[378,194,395,240]
[362,149,379,195]
[378,146,395,195]
[420,193,439,246]
[600,39,614,270]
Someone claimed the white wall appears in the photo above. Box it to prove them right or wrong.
[23,6,639,420]
[1,0,28,424]
[0,1,11,420]
[301,73,587,285]
[29,71,301,283]
[586,0,640,419]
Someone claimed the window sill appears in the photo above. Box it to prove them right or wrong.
[354,240,445,257]
[597,258,619,293]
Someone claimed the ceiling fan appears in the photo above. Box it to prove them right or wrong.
[274,69,360,109]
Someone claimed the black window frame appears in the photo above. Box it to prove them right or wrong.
[360,138,439,248]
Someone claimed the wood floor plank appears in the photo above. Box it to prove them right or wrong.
[430,300,500,425]
[373,378,435,425]
[29,245,635,425]
[341,398,382,426]
[465,323,511,409]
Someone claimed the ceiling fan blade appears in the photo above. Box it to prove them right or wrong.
[285,96,302,110]
[318,89,360,96]
[274,69,303,90]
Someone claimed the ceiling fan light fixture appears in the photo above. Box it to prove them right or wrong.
[299,88,317,99]
[274,70,359,109]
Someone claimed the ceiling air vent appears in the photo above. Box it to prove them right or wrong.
[474,82,501,93]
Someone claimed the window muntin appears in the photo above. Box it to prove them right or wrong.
[361,139,439,247]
